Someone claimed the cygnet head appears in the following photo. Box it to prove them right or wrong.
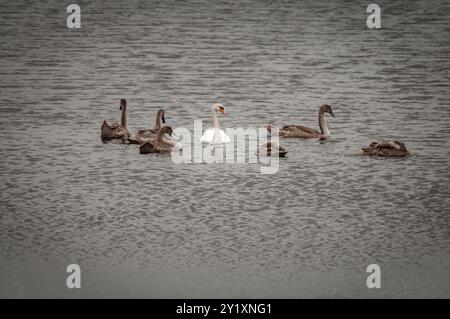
[361,141,385,155]
[158,126,173,137]
[320,104,335,117]
[119,98,127,110]
[361,142,378,155]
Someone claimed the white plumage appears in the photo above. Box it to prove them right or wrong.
[201,128,231,144]
[200,103,230,144]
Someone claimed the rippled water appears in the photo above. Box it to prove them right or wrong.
[1,0,450,298]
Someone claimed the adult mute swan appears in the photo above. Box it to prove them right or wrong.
[200,103,230,144]
[361,140,410,157]
[101,99,131,142]
[265,104,335,140]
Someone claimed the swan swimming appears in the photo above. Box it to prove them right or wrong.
[361,140,410,157]
[100,98,131,142]
[257,140,288,157]
[139,126,182,154]
[265,104,335,140]
[200,103,230,144]
[132,109,166,144]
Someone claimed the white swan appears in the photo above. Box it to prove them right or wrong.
[200,103,230,144]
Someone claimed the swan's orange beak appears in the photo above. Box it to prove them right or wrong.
[219,106,228,116]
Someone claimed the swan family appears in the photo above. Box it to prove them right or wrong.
[101,99,410,158]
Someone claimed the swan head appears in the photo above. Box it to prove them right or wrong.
[264,124,279,137]
[119,99,127,110]
[211,103,226,115]
[361,142,378,155]
[320,104,335,117]
[158,126,173,137]
[158,109,166,123]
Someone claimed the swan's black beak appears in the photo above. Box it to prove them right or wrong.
[119,99,127,110]
[329,110,335,117]
[162,114,166,124]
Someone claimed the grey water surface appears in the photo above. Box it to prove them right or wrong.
[1,0,450,298]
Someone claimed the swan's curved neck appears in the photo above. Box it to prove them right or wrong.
[211,110,219,129]
[318,109,330,137]
[155,111,163,130]
[121,105,127,128]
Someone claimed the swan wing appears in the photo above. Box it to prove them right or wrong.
[136,128,158,142]
[201,129,230,144]
[282,125,320,135]
[137,128,158,136]
[200,129,215,143]
[108,122,122,129]
[219,129,231,143]
[376,141,407,151]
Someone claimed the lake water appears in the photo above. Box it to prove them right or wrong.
[1,0,450,298]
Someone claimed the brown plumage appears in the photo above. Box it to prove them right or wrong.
[265,104,335,139]
[139,126,180,154]
[361,140,410,157]
[257,141,288,157]
[133,109,166,144]
[101,99,130,142]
